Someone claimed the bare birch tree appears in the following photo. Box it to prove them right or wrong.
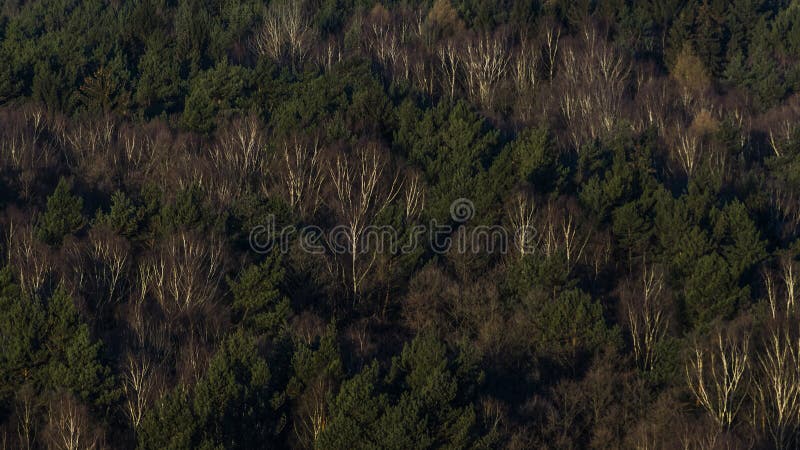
[538,201,586,264]
[210,115,266,185]
[364,5,401,73]
[512,39,540,121]
[121,354,156,433]
[88,227,129,313]
[403,172,425,221]
[623,262,668,371]
[771,181,800,234]
[0,107,54,198]
[61,117,117,183]
[686,332,750,430]
[294,377,332,447]
[8,222,52,297]
[177,328,212,384]
[327,145,401,299]
[412,58,436,98]
[14,386,37,450]
[781,258,797,315]
[309,35,343,71]
[437,40,460,99]
[506,192,537,259]
[670,123,702,177]
[543,24,561,81]
[767,120,795,158]
[275,136,325,218]
[763,257,799,319]
[127,262,154,349]
[145,232,223,317]
[559,25,630,150]
[118,124,156,179]
[461,33,510,109]
[251,0,312,65]
[44,394,99,450]
[754,328,800,449]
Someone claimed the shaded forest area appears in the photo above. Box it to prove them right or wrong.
[3,0,800,448]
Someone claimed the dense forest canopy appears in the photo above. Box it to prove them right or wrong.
[2,0,800,448]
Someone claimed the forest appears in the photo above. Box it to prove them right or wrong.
[2,0,800,448]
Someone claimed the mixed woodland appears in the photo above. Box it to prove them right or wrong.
[3,0,800,448]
